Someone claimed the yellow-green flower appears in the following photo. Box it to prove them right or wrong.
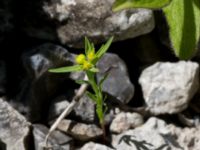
[82,60,92,70]
[87,51,96,61]
[75,54,86,64]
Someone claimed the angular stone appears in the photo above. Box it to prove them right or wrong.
[57,119,103,141]
[79,142,114,150]
[33,124,72,150]
[110,112,144,133]
[0,98,31,150]
[97,53,134,104]
[21,0,154,47]
[139,61,199,115]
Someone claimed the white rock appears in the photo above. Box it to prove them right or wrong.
[139,61,199,115]
[79,142,114,150]
[110,112,143,133]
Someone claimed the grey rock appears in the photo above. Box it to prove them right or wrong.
[48,96,70,120]
[97,53,134,104]
[57,119,103,141]
[74,94,95,122]
[48,94,95,122]
[79,142,114,150]
[110,112,144,133]
[22,0,154,47]
[17,43,75,121]
[0,98,31,150]
[139,61,199,115]
[33,124,72,150]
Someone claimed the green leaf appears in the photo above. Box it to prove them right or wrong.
[85,37,91,55]
[49,65,82,73]
[112,0,172,11]
[85,37,95,55]
[96,37,113,60]
[75,80,90,85]
[86,71,95,82]
[163,0,200,59]
[89,67,99,72]
[86,91,97,102]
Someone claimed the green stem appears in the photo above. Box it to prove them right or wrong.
[86,71,106,138]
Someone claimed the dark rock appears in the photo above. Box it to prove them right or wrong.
[57,119,103,141]
[97,53,134,104]
[33,124,72,150]
[139,61,199,115]
[16,43,75,122]
[20,0,154,47]
[0,98,31,150]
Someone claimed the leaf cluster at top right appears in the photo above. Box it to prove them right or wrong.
[113,0,200,60]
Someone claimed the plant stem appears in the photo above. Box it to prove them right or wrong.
[45,75,88,147]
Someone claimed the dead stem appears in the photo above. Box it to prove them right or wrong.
[45,76,88,147]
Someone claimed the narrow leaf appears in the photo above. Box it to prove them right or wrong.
[163,0,200,59]
[96,37,113,60]
[99,73,109,92]
[49,65,82,73]
[86,71,95,82]
[86,91,97,102]
[113,0,172,12]
[85,37,91,55]
[75,80,90,85]
[89,67,99,72]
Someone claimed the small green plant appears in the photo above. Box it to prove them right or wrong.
[113,0,200,60]
[49,37,113,138]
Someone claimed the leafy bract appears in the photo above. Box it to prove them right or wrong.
[163,0,200,59]
[95,37,114,60]
[112,0,172,11]
[49,65,82,73]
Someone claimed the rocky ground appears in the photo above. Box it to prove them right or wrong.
[0,0,200,150]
